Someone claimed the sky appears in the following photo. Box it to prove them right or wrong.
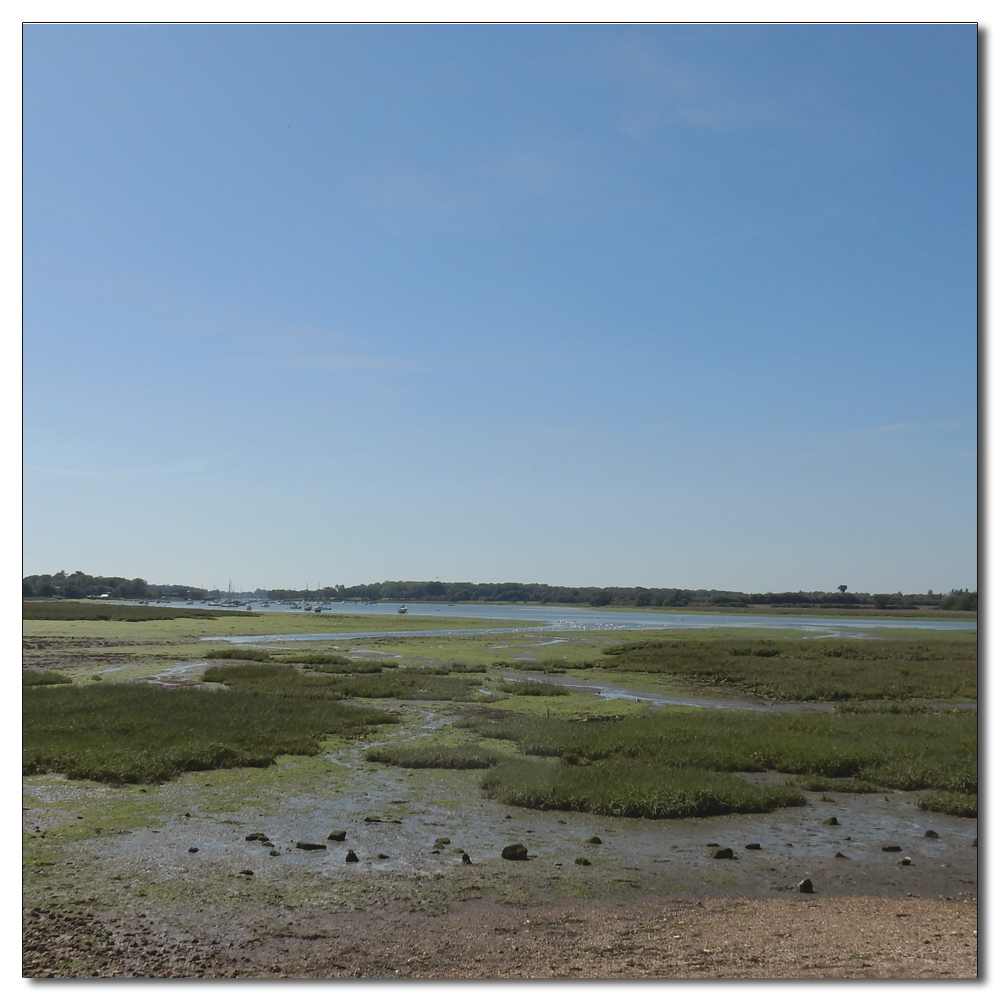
[22,23,977,594]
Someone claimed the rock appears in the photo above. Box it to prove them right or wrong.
[835,852,849,859]
[430,850,441,855]
[269,850,280,856]
[574,857,592,866]
[706,842,720,847]
[389,819,403,824]
[822,817,839,826]
[239,869,254,876]
[434,837,451,845]
[557,819,567,824]
[364,817,383,823]
[462,853,472,865]
[501,843,529,861]
[924,830,940,838]
[711,848,735,860]
[184,812,191,818]
[881,845,902,852]
[899,857,913,866]
[505,815,513,819]
[745,843,762,850]
[187,847,199,853]
[376,853,390,859]
[261,841,274,848]
[587,836,602,844]
[295,842,327,851]
[245,833,267,842]
[797,878,814,894]
[345,850,359,863]
[327,830,347,841]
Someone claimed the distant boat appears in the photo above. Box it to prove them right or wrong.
[398,605,408,614]
[304,603,312,611]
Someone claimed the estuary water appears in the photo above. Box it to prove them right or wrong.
[201,600,976,643]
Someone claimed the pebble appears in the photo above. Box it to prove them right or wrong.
[187,847,199,853]
[835,852,849,859]
[574,857,592,866]
[797,878,814,894]
[295,842,326,851]
[587,836,602,844]
[327,831,347,841]
[822,817,839,826]
[899,857,913,866]
[924,830,940,839]
[745,843,761,850]
[345,850,359,863]
[711,848,734,860]
[462,853,472,865]
[882,845,903,852]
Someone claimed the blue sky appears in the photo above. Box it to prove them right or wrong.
[22,23,977,593]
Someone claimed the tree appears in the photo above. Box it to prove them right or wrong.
[837,585,847,593]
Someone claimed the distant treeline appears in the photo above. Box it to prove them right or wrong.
[22,571,206,601]
[23,570,976,612]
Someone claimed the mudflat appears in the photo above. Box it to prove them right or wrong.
[23,616,977,979]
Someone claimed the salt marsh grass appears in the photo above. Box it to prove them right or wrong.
[601,638,977,702]
[23,682,395,785]
[480,759,806,818]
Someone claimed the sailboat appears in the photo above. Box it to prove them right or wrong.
[398,605,408,614]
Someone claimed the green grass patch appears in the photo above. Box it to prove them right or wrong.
[366,745,502,769]
[494,680,570,696]
[23,601,254,621]
[480,759,807,818]
[275,652,350,666]
[832,701,976,714]
[204,662,485,701]
[271,652,398,673]
[203,647,272,661]
[600,637,977,702]
[23,682,396,785]
[23,670,72,686]
[458,707,976,792]
[917,791,978,817]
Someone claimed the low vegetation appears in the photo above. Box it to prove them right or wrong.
[203,662,486,701]
[457,707,976,793]
[480,760,807,818]
[22,670,72,686]
[600,637,977,702]
[494,680,569,696]
[203,648,271,661]
[23,601,253,622]
[365,745,502,769]
[22,682,395,785]
[917,791,978,818]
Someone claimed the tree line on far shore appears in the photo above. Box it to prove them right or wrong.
[21,570,977,612]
